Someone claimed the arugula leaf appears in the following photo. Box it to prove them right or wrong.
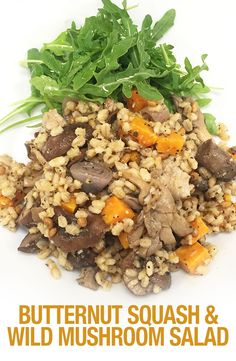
[73,62,97,90]
[31,76,59,95]
[95,36,135,82]
[204,113,218,135]
[43,31,74,55]
[152,9,176,42]
[197,98,212,107]
[136,81,163,100]
[41,50,62,74]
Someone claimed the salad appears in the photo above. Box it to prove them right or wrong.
[1,0,236,296]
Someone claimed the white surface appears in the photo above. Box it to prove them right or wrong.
[0,0,236,360]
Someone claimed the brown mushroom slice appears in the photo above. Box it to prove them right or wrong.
[123,195,142,212]
[122,169,150,205]
[70,161,113,194]
[145,236,162,257]
[77,267,99,291]
[150,272,171,290]
[144,210,162,238]
[18,233,44,253]
[50,214,108,252]
[18,206,43,228]
[54,206,77,224]
[171,213,193,237]
[196,139,236,181]
[127,211,145,246]
[41,123,92,161]
[141,107,170,123]
[67,249,96,269]
[119,251,136,273]
[155,186,175,213]
[159,227,176,247]
[128,224,145,247]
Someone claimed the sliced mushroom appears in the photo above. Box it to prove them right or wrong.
[127,211,145,246]
[123,194,142,212]
[67,249,96,269]
[122,169,150,204]
[144,210,162,238]
[41,123,92,161]
[70,160,113,194]
[159,227,176,246]
[146,236,162,257]
[50,214,109,252]
[150,272,171,290]
[18,206,43,228]
[159,163,191,200]
[143,184,192,250]
[171,213,193,237]
[54,206,77,224]
[119,251,136,273]
[25,142,36,161]
[141,107,170,123]
[77,267,99,290]
[18,232,44,253]
[196,139,236,181]
[154,187,175,213]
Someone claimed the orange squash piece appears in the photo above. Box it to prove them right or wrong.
[191,217,209,244]
[224,194,231,202]
[127,90,148,112]
[61,196,77,214]
[128,116,158,147]
[176,242,210,274]
[119,232,129,249]
[102,196,135,225]
[156,132,185,155]
[0,194,13,209]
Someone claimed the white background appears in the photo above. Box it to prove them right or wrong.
[0,0,236,360]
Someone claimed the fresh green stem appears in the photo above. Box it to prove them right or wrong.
[27,122,42,128]
[0,115,42,135]
[126,4,138,11]
[20,59,43,67]
[43,44,73,51]
[160,44,171,67]
[210,86,224,91]
[11,97,43,106]
[0,104,31,126]
[44,96,54,109]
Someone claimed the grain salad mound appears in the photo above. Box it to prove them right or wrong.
[1,96,236,296]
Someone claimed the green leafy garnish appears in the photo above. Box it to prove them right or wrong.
[0,0,212,133]
[204,113,218,135]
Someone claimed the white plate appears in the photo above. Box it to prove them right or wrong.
[0,1,236,359]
